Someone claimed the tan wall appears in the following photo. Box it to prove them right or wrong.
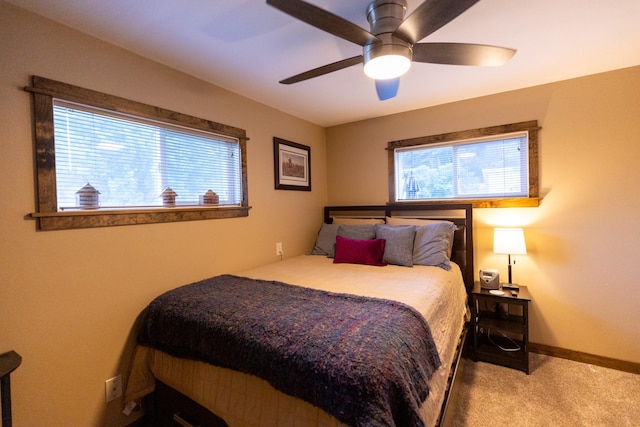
[0,3,327,426]
[327,65,640,365]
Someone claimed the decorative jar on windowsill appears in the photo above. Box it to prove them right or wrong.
[75,183,100,209]
[161,187,178,207]
[200,190,219,205]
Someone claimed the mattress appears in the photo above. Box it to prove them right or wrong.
[125,255,468,427]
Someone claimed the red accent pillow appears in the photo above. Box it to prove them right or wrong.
[333,235,387,266]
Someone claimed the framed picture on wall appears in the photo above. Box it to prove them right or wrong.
[273,137,311,191]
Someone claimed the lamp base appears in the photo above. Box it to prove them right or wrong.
[501,283,519,290]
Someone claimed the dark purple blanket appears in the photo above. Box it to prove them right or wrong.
[138,274,441,426]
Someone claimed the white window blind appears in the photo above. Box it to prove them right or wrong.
[53,100,242,210]
[395,132,529,201]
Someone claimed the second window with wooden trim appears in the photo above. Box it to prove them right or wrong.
[388,121,540,208]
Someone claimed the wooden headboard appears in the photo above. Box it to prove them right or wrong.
[324,203,474,292]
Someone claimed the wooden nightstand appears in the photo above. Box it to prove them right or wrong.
[471,282,531,374]
[0,350,22,427]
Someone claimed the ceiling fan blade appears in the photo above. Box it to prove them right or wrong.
[413,42,516,66]
[375,78,400,101]
[279,55,364,84]
[266,0,378,46]
[394,0,480,44]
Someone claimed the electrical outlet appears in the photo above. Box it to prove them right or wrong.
[276,242,283,256]
[105,374,122,403]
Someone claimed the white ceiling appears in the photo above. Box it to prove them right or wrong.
[9,0,640,127]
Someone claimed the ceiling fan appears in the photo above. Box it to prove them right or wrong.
[266,0,516,100]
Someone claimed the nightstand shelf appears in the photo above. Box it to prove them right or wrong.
[471,283,531,374]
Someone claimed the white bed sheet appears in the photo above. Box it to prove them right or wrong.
[125,255,468,427]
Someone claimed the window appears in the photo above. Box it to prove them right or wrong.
[27,76,250,230]
[395,132,528,200]
[53,101,242,209]
[388,121,540,208]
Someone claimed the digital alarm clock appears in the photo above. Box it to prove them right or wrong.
[479,269,500,290]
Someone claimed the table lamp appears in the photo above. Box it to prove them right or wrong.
[494,227,527,289]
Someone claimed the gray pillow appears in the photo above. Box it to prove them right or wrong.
[413,222,458,270]
[375,224,416,267]
[309,223,340,257]
[337,224,376,241]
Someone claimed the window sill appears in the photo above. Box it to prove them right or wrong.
[469,197,542,208]
[30,205,251,231]
[393,197,542,209]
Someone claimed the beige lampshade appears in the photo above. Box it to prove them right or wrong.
[494,228,527,255]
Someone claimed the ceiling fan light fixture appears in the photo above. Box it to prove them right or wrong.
[364,39,412,80]
[364,54,411,80]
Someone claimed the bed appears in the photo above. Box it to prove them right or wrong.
[124,203,474,427]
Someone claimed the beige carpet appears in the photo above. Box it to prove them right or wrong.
[450,353,640,426]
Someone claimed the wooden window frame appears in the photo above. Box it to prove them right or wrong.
[26,76,250,231]
[387,120,541,208]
